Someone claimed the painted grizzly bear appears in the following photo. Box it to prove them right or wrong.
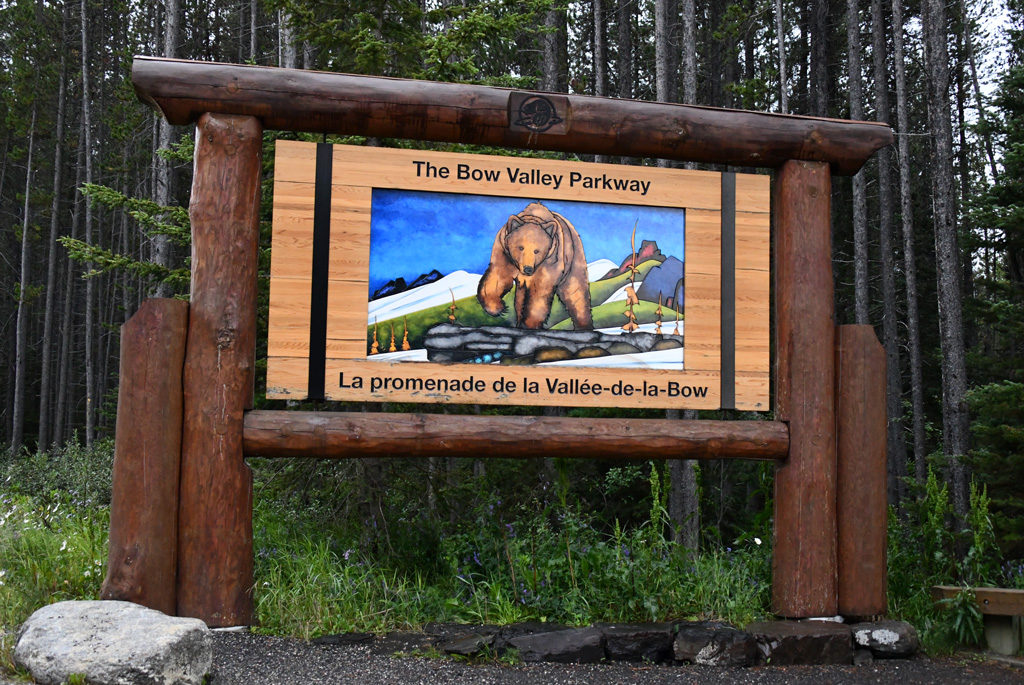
[477,202,592,330]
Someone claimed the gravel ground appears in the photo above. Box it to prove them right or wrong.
[210,632,1024,685]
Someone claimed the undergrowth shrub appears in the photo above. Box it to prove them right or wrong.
[252,461,771,637]
[1,440,112,639]
[887,469,1005,652]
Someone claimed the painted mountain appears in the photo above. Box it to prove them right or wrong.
[364,189,685,369]
[366,245,684,369]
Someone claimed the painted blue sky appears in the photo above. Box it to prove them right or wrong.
[367,189,685,293]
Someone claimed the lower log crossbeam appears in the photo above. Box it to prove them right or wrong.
[242,410,789,461]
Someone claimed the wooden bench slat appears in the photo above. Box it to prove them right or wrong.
[931,586,1024,616]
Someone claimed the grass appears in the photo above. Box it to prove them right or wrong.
[250,483,772,639]
[7,442,1017,668]
[0,494,108,628]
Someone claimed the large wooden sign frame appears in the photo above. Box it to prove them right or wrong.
[104,57,893,628]
[267,142,771,410]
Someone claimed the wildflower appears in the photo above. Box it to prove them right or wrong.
[754,537,762,546]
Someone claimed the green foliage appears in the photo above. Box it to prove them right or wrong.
[887,468,1008,652]
[272,0,558,86]
[0,493,109,643]
[248,459,770,638]
[966,381,1024,559]
[2,439,114,507]
[0,442,114,672]
[942,588,985,648]
[59,184,191,292]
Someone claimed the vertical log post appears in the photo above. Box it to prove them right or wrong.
[102,298,189,615]
[177,113,262,626]
[836,324,888,617]
[772,160,838,617]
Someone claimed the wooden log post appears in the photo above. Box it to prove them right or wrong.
[102,298,189,615]
[177,113,262,626]
[772,160,838,618]
[836,324,887,617]
[242,411,791,461]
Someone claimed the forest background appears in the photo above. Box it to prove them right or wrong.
[2,0,1024,656]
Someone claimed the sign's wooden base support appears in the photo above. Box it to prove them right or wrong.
[836,324,888,617]
[101,298,188,616]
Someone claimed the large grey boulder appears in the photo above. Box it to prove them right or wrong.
[14,600,212,685]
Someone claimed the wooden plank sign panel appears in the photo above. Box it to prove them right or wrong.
[267,141,770,410]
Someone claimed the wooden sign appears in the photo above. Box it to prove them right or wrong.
[267,141,769,410]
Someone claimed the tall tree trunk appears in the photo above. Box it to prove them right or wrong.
[679,0,696,171]
[811,0,829,116]
[593,0,608,163]
[541,7,567,92]
[617,0,633,99]
[891,0,927,483]
[39,31,69,450]
[279,10,299,68]
[680,0,696,105]
[775,0,789,112]
[960,0,999,181]
[667,409,700,550]
[655,0,672,167]
[11,106,37,454]
[924,0,970,514]
[872,0,907,504]
[847,0,869,324]
[153,0,179,298]
[956,32,976,351]
[250,0,258,60]
[593,0,606,97]
[81,0,96,447]
[54,124,86,449]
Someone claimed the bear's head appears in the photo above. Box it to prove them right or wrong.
[502,215,559,276]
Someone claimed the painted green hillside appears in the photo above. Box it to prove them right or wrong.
[366,259,663,353]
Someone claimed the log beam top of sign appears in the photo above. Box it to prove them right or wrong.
[242,410,790,462]
[132,56,892,176]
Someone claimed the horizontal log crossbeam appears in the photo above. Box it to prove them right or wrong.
[131,56,892,176]
[242,410,789,461]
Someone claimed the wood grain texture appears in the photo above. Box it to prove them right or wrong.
[931,586,1024,616]
[101,298,188,616]
[734,174,771,410]
[772,160,838,618]
[177,113,262,627]
[132,57,892,175]
[836,324,888,618]
[243,410,789,461]
[267,142,771,410]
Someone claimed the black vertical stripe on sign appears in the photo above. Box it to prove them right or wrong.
[308,143,332,400]
[720,172,736,410]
